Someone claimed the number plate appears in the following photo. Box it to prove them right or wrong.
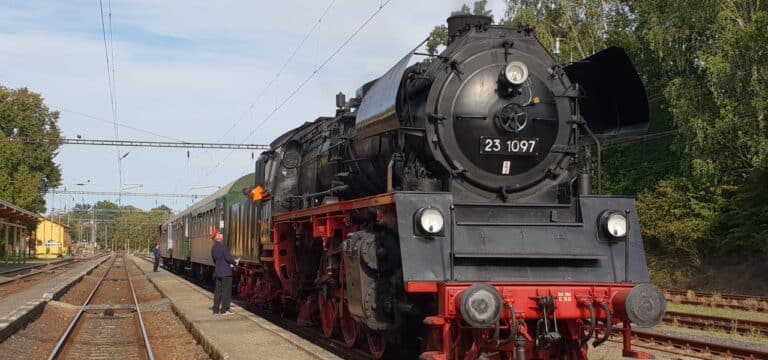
[480,137,539,156]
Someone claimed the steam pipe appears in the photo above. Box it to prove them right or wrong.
[592,302,612,347]
[579,303,596,347]
[624,208,631,282]
[576,83,602,194]
[578,171,591,196]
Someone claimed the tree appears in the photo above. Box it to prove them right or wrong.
[630,0,768,259]
[504,0,631,61]
[630,0,767,185]
[152,204,172,212]
[65,201,171,250]
[0,85,62,213]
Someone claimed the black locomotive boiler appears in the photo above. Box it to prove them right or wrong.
[159,15,666,360]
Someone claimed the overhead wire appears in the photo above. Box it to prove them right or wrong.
[213,0,338,144]
[207,0,394,175]
[98,0,124,201]
[108,0,124,200]
[600,129,680,146]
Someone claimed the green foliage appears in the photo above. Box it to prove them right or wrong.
[637,178,723,266]
[709,166,768,254]
[427,1,495,55]
[451,1,492,18]
[66,201,171,251]
[427,25,448,55]
[633,0,768,264]
[504,0,633,61]
[114,209,168,251]
[0,85,62,213]
[471,0,492,18]
[452,4,472,15]
[640,0,768,185]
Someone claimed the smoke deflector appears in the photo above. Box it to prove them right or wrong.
[564,47,649,137]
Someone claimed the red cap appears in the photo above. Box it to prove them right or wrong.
[210,229,220,240]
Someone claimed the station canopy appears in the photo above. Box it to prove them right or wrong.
[0,199,39,226]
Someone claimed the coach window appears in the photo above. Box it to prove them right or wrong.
[208,210,213,234]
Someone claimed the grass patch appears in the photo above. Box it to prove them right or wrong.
[667,303,768,322]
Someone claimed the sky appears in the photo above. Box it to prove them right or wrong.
[0,0,508,213]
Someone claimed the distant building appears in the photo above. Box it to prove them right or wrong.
[34,217,72,258]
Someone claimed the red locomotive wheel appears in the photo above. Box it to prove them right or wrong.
[367,330,386,359]
[339,301,359,347]
[318,290,338,338]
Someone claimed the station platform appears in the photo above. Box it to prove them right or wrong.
[128,255,340,360]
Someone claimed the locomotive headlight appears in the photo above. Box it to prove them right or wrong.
[503,61,529,85]
[599,210,628,238]
[415,207,444,236]
[459,284,503,328]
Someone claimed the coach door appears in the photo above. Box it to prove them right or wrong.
[167,222,173,251]
[183,215,190,258]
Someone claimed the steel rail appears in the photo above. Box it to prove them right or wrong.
[630,328,768,360]
[48,255,117,360]
[663,311,768,337]
[664,290,768,313]
[126,256,155,360]
[665,289,768,303]
[0,258,76,277]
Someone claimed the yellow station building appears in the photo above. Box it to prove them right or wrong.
[34,218,71,258]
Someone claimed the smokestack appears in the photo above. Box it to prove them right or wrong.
[446,15,492,45]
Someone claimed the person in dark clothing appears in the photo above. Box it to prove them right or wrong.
[152,245,161,272]
[211,229,237,315]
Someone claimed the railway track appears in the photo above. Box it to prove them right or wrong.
[48,255,155,360]
[663,310,768,337]
[0,258,79,281]
[0,258,77,277]
[0,258,86,300]
[665,290,768,303]
[137,255,375,360]
[628,328,768,360]
[665,289,768,312]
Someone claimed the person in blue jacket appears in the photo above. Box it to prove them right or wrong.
[152,244,161,272]
[211,229,238,315]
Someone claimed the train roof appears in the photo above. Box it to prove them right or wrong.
[165,172,254,223]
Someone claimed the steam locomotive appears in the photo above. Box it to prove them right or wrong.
[158,15,666,359]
